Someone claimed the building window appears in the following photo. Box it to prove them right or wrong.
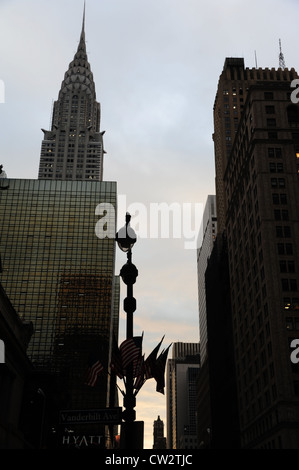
[282,279,298,292]
[275,210,289,221]
[278,243,285,254]
[282,210,289,220]
[284,226,291,237]
[284,298,292,309]
[287,104,299,125]
[278,178,285,188]
[264,92,274,100]
[269,163,284,173]
[280,261,287,273]
[272,194,279,204]
[288,261,296,273]
[271,148,282,158]
[270,163,277,173]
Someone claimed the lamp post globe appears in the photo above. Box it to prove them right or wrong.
[115,213,137,253]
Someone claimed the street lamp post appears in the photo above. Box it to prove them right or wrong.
[116,213,142,449]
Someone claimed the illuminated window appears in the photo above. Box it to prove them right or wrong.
[284,298,291,309]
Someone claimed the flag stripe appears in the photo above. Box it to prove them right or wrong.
[85,359,104,387]
[110,335,124,379]
[120,336,142,369]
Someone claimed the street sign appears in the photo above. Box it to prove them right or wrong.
[59,407,122,425]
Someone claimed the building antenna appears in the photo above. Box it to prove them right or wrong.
[279,39,286,70]
[254,50,258,68]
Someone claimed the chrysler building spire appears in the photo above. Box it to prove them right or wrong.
[38,4,105,181]
[78,0,86,47]
[82,0,86,36]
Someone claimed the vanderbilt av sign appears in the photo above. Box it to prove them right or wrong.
[59,408,122,425]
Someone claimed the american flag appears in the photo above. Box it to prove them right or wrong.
[120,335,143,370]
[144,336,164,380]
[110,335,124,379]
[153,344,172,395]
[133,354,145,392]
[84,355,104,387]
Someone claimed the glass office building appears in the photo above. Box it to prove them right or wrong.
[0,179,117,413]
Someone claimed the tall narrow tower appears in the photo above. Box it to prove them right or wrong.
[153,416,166,449]
[38,5,105,181]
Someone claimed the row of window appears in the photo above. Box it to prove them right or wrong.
[282,279,297,292]
[271,178,285,188]
[270,175,298,293]
[286,318,299,330]
[284,298,299,310]
[274,209,289,221]
[272,193,287,204]
[269,162,283,172]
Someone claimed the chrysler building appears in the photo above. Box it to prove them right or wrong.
[38,6,105,181]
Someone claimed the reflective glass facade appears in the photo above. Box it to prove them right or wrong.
[0,179,117,412]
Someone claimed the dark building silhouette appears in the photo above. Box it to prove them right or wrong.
[166,343,200,449]
[0,282,35,448]
[153,416,166,449]
[205,234,240,448]
[196,196,216,448]
[205,58,299,448]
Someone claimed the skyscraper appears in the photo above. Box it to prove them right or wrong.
[208,58,299,448]
[153,416,166,449]
[197,195,217,364]
[38,7,105,182]
[196,195,217,448]
[0,8,118,448]
[213,58,298,234]
[166,343,200,449]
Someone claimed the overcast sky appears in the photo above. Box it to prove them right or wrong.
[1,0,299,450]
